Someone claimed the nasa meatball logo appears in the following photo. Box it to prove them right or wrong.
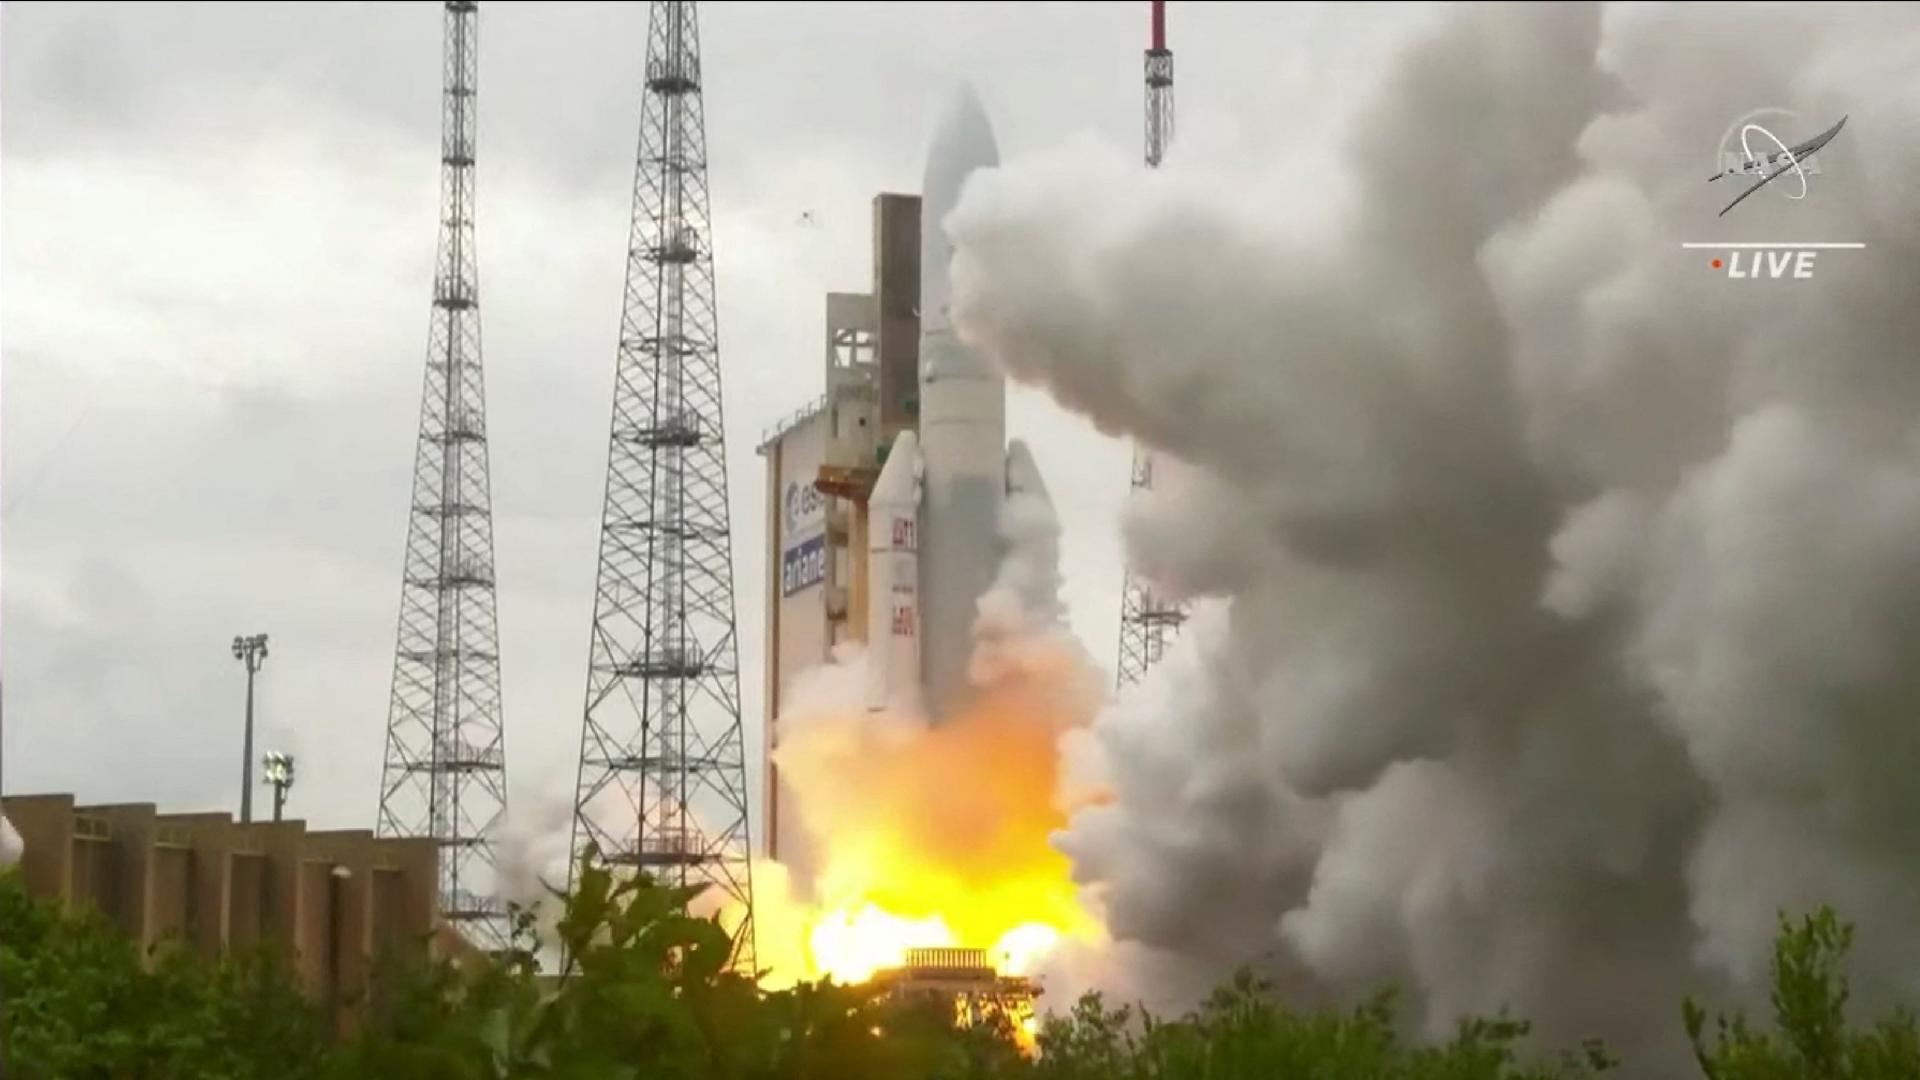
[1709,108,1847,216]
[1683,107,1862,280]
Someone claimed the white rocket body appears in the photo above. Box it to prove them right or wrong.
[916,86,1008,721]
[860,86,1051,721]
[866,431,923,714]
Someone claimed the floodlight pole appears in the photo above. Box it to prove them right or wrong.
[263,752,295,823]
[231,634,269,823]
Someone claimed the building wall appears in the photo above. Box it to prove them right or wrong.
[5,794,76,903]
[91,803,159,946]
[151,841,193,945]
[765,407,830,868]
[229,851,270,951]
[1,794,441,1034]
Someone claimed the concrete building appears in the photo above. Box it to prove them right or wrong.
[759,192,921,869]
[2,792,444,1031]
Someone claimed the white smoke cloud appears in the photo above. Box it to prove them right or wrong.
[949,0,1920,1065]
[0,813,22,869]
[495,791,579,948]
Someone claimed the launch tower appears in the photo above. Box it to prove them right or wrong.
[375,0,511,951]
[568,0,756,971]
[1116,0,1187,688]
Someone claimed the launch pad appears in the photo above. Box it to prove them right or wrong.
[869,947,1040,1043]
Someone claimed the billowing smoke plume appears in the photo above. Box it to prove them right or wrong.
[949,0,1920,1064]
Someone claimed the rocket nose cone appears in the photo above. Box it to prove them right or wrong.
[923,83,1000,206]
[931,84,1000,170]
[922,84,1001,336]
[872,431,921,506]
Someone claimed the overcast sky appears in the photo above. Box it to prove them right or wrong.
[0,1,1431,843]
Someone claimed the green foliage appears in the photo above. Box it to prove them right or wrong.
[1026,973,1614,1080]
[0,869,329,1079]
[6,865,1920,1079]
[1684,907,1920,1080]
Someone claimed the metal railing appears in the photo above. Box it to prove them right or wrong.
[757,394,826,453]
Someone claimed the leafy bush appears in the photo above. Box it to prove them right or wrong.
[1026,973,1615,1080]
[5,863,1918,1079]
[0,869,328,1078]
[1684,907,1920,1080]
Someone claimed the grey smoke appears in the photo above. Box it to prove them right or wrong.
[948,0,1920,1065]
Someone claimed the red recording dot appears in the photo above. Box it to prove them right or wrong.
[1711,258,1723,269]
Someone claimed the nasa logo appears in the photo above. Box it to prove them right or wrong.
[1683,108,1864,279]
[1709,108,1846,218]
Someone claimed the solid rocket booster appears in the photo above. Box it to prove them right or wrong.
[916,85,1005,721]
[867,431,922,714]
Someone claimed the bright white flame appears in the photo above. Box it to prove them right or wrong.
[990,922,1061,976]
[808,904,955,985]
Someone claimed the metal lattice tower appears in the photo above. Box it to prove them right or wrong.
[569,0,755,971]
[376,0,510,951]
[1117,0,1186,689]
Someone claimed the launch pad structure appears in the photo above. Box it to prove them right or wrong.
[569,0,758,973]
[868,947,1040,1040]
[1115,0,1186,689]
[375,0,511,952]
[757,194,922,866]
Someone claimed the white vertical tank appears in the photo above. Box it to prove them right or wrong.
[866,431,922,714]
[916,85,1005,722]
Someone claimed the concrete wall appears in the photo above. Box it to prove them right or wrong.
[90,803,159,947]
[150,842,193,946]
[0,793,442,1034]
[6,793,76,904]
[169,811,239,962]
[229,850,270,951]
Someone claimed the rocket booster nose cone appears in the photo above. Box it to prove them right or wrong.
[921,83,1000,338]
[872,431,921,506]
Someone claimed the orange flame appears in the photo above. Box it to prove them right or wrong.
[744,633,1107,991]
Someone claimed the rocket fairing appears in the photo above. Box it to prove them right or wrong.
[859,84,1055,721]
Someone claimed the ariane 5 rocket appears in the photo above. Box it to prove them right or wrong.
[866,85,1049,721]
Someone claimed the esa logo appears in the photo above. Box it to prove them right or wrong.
[783,480,823,534]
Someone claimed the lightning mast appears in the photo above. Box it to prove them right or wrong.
[376,0,511,951]
[569,0,756,971]
[1116,0,1186,688]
